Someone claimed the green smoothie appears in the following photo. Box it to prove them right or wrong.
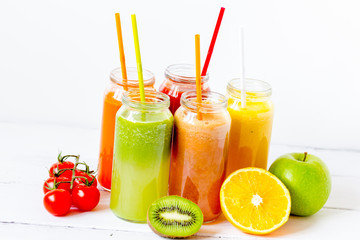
[110,106,173,222]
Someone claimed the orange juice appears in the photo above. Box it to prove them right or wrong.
[226,79,274,176]
[169,91,231,222]
[97,67,155,190]
[98,92,122,190]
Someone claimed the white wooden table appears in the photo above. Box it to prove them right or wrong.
[1,121,359,239]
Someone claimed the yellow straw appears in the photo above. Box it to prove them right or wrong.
[115,13,128,91]
[131,14,145,102]
[195,34,202,120]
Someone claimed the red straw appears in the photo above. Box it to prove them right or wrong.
[201,7,225,76]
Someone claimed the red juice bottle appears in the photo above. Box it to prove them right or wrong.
[159,64,210,114]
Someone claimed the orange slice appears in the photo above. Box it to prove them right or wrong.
[220,168,291,235]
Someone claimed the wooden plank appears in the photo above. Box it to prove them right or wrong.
[0,222,208,240]
[0,181,358,239]
[268,144,360,178]
[1,121,359,238]
[0,206,358,239]
[1,121,360,183]
[0,122,99,163]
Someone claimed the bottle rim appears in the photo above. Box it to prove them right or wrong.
[110,67,155,87]
[122,89,170,111]
[180,91,228,112]
[165,64,209,84]
[227,78,272,101]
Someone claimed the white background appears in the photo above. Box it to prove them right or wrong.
[1,1,360,239]
[1,0,360,150]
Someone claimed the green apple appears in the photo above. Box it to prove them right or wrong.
[269,152,331,216]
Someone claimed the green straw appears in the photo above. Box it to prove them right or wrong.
[131,14,145,102]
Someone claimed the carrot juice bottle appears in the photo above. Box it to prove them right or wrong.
[98,67,155,190]
[226,78,274,176]
[159,64,210,114]
[169,91,231,222]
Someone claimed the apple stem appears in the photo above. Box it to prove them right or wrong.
[303,152,308,162]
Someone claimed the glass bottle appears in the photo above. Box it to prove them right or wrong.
[98,67,155,191]
[110,89,173,222]
[226,78,274,175]
[168,91,231,223]
[159,64,210,114]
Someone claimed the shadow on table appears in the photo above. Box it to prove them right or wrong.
[196,214,228,237]
[66,189,111,216]
[196,208,344,239]
[267,208,342,238]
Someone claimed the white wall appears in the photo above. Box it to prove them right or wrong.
[1,0,359,150]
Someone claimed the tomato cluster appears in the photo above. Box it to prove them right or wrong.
[43,153,100,216]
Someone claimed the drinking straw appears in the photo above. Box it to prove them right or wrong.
[201,7,225,76]
[115,13,128,91]
[195,34,202,120]
[239,28,246,108]
[131,14,145,102]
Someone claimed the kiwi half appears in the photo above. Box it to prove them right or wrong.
[147,195,203,238]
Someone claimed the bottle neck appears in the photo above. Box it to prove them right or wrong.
[122,89,170,112]
[165,64,209,85]
[180,91,227,113]
[110,67,155,88]
[227,78,272,102]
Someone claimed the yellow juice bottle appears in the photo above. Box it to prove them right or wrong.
[226,79,274,176]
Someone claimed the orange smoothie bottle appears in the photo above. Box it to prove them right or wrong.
[226,78,274,176]
[98,67,155,190]
[169,91,231,222]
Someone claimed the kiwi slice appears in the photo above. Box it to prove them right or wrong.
[147,195,203,238]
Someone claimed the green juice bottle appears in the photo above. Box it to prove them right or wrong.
[110,89,173,222]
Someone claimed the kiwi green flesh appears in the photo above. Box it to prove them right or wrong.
[147,196,203,238]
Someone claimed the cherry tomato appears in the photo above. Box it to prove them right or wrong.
[74,170,97,187]
[43,189,72,216]
[72,185,100,211]
[49,153,79,178]
[49,161,75,179]
[43,177,72,194]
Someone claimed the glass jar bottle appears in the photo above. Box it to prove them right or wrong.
[159,64,210,114]
[226,78,274,176]
[110,89,173,223]
[98,67,155,191]
[168,91,231,223]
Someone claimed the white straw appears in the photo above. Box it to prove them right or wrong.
[239,27,246,108]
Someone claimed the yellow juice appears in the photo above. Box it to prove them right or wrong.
[226,79,274,176]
